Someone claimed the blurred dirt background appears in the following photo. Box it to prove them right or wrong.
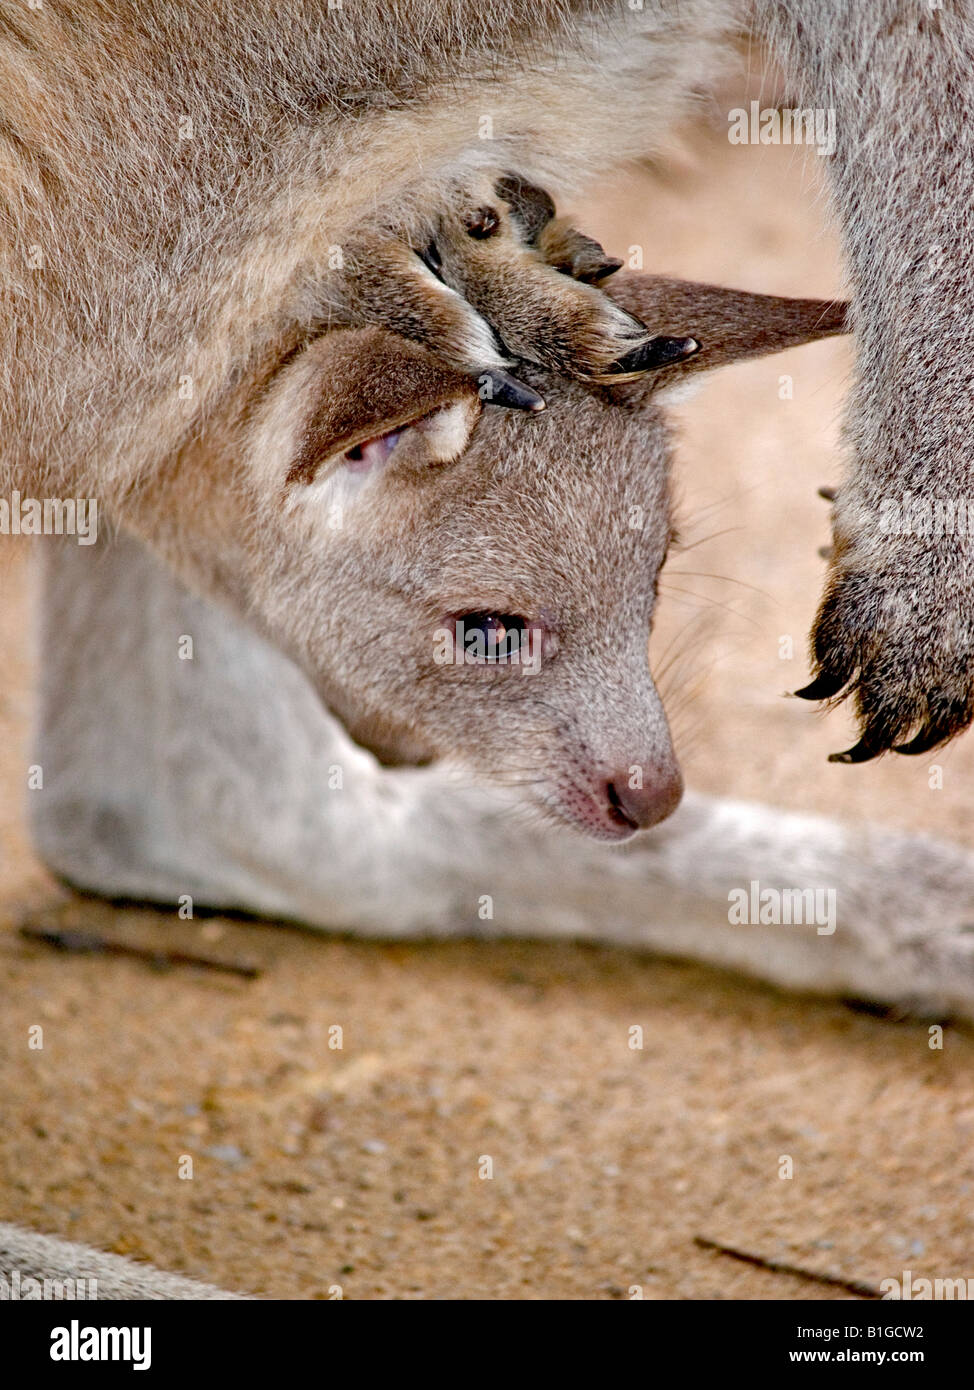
[2,74,974,1299]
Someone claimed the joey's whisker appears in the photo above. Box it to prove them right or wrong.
[654,629,720,690]
[652,611,719,682]
[668,523,745,554]
[665,569,775,600]
[659,585,763,631]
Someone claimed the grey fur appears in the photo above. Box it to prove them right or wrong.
[0,1222,248,1298]
[6,0,974,1298]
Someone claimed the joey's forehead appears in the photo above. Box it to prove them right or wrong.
[466,377,670,500]
[415,435,673,595]
[445,437,672,541]
[463,472,670,544]
[373,371,674,592]
[420,473,673,598]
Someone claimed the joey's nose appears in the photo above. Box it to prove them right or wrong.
[605,764,684,831]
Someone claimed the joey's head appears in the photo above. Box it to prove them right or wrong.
[153,275,846,841]
[292,363,685,840]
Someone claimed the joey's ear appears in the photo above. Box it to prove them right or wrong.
[604,272,848,391]
[261,327,482,487]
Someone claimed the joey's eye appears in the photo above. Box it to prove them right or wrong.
[456,612,526,663]
[343,428,402,472]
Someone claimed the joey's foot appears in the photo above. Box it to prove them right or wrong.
[795,510,974,760]
[334,170,698,405]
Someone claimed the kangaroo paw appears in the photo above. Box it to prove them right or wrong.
[331,171,697,398]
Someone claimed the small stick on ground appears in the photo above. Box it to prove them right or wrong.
[19,924,261,980]
[694,1235,883,1299]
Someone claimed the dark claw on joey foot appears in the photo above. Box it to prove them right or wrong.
[793,670,848,701]
[818,485,837,502]
[477,369,546,412]
[601,336,700,380]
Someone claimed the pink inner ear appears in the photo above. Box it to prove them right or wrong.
[343,428,402,473]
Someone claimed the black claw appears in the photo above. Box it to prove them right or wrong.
[818,485,837,502]
[828,738,883,764]
[818,545,833,559]
[793,670,848,701]
[477,369,546,412]
[893,726,944,756]
[608,336,701,375]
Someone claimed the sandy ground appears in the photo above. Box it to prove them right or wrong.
[3,110,974,1301]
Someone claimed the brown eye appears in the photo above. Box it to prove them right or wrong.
[456,612,526,662]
